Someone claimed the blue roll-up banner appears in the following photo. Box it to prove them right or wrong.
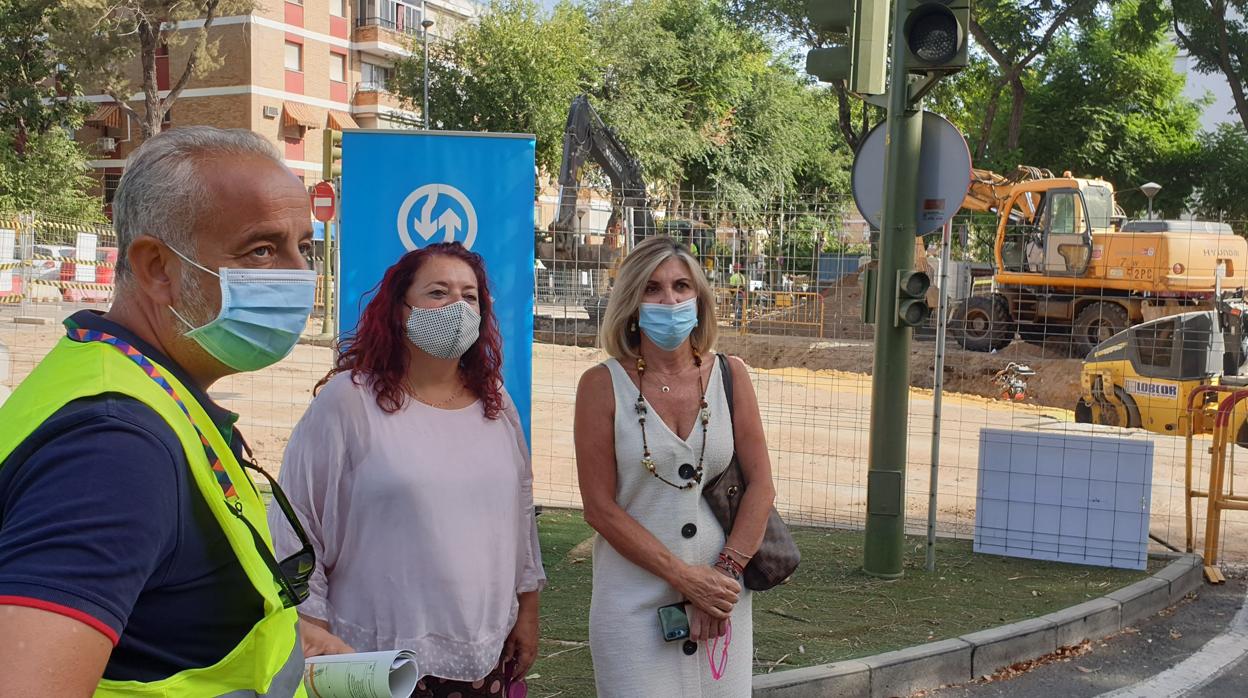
[339,130,536,437]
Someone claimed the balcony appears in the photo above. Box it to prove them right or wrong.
[352,83,417,114]
[352,16,418,58]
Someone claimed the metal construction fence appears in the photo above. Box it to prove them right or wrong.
[5,201,1248,565]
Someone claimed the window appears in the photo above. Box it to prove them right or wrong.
[330,52,346,82]
[1135,319,1176,370]
[361,62,391,91]
[284,42,302,72]
[379,0,396,26]
[401,2,420,31]
[1048,192,1079,235]
[103,173,122,205]
[1084,184,1114,230]
[331,0,346,16]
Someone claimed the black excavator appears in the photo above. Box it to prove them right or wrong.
[545,95,713,320]
[550,94,657,251]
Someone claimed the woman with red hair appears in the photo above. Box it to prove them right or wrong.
[271,243,545,697]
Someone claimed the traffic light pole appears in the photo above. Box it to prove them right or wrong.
[863,0,925,578]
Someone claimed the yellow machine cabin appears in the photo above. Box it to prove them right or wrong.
[1076,298,1248,442]
[954,167,1247,356]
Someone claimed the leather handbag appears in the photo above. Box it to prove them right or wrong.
[702,353,800,591]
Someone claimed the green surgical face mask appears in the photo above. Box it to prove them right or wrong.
[168,246,318,372]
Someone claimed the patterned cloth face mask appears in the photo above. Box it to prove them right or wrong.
[406,300,481,360]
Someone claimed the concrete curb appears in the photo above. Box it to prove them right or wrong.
[753,554,1203,698]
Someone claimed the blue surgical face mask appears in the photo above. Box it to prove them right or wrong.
[167,247,317,372]
[638,297,699,351]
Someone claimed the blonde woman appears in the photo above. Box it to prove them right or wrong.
[574,237,776,696]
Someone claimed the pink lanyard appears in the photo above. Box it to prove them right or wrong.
[708,619,732,680]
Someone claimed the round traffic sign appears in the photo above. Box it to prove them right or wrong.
[311,181,336,222]
[851,111,972,236]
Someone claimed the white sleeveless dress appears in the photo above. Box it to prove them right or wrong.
[589,358,753,697]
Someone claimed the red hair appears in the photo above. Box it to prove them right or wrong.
[317,242,505,419]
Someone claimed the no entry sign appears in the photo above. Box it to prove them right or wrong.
[311,181,336,222]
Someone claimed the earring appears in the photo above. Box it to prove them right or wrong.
[629,320,638,332]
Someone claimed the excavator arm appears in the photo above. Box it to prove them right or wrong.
[552,95,657,246]
[961,166,1052,222]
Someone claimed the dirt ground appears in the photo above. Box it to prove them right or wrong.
[719,333,1085,412]
[531,341,1237,559]
[3,304,1241,560]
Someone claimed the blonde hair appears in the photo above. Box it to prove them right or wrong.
[600,237,719,361]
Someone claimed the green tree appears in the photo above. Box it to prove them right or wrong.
[1192,124,1248,226]
[584,0,851,207]
[0,0,90,156]
[965,0,1100,160]
[396,0,595,173]
[0,128,106,221]
[1021,1,1204,216]
[726,0,882,150]
[403,0,853,210]
[60,0,256,138]
[1172,0,1248,131]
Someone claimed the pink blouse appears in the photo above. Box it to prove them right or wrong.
[270,372,545,682]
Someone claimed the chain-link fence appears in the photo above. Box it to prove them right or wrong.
[5,199,1248,565]
[532,185,1248,567]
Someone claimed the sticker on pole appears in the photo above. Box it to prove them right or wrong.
[851,112,972,236]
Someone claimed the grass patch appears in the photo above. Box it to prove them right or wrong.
[529,508,1157,696]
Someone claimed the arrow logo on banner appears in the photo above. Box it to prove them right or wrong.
[437,209,462,241]
[397,184,479,251]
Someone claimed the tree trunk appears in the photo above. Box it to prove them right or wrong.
[1210,5,1248,131]
[1006,77,1026,151]
[138,17,163,138]
[975,81,1005,161]
[833,83,864,151]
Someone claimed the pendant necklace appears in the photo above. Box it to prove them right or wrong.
[409,381,465,409]
[636,351,709,490]
[647,365,692,393]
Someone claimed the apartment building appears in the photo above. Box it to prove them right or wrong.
[77,0,479,208]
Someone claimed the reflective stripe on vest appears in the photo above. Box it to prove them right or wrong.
[219,628,305,698]
[0,338,306,697]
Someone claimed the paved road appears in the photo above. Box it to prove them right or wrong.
[930,570,1248,697]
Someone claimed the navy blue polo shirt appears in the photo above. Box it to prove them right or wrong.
[0,310,265,681]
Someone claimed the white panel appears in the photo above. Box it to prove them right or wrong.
[75,232,98,283]
[975,428,1153,570]
[0,228,14,292]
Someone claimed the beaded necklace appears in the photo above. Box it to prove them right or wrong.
[636,351,708,490]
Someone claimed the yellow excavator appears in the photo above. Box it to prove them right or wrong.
[953,167,1247,356]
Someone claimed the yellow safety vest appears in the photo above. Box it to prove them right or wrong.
[0,337,306,697]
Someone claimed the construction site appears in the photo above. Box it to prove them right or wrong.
[7,121,1248,575]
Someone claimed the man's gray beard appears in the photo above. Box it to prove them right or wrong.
[171,267,216,337]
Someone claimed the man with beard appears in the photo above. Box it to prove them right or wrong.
[0,127,318,696]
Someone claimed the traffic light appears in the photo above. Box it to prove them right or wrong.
[902,0,970,74]
[804,0,889,95]
[895,270,931,327]
[322,128,342,180]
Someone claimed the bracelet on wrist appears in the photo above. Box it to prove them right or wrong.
[715,552,745,579]
[713,560,741,580]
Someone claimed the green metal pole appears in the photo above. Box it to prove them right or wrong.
[863,0,924,578]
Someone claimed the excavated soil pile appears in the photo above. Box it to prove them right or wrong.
[718,333,1083,411]
[533,315,600,348]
